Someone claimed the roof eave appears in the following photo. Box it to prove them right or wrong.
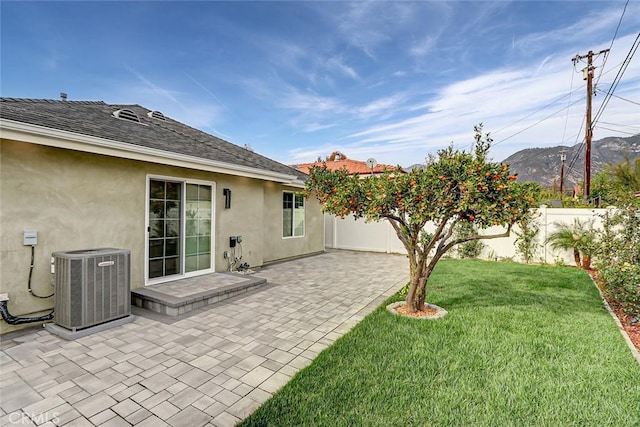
[0,119,302,186]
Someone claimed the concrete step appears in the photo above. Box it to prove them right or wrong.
[131,273,267,316]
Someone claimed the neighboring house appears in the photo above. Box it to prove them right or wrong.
[293,151,404,176]
[0,98,324,334]
[292,152,404,250]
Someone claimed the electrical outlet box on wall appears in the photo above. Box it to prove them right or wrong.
[23,230,38,246]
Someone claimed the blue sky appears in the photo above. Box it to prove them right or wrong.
[2,1,639,167]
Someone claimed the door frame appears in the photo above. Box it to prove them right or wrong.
[144,174,216,285]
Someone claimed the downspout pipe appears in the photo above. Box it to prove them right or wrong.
[0,296,54,325]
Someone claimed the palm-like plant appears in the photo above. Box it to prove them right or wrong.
[545,218,597,269]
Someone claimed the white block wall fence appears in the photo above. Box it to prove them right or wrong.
[324,206,614,266]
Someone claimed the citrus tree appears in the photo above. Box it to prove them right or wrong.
[306,125,537,312]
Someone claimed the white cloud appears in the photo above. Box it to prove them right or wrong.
[513,5,639,55]
[326,56,359,80]
[332,1,420,59]
[218,3,640,167]
[335,2,390,59]
[299,122,338,133]
[280,89,345,113]
[337,30,640,167]
[355,93,410,119]
[409,36,435,58]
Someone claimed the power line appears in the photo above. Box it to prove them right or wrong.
[597,121,640,131]
[593,31,640,125]
[493,97,584,146]
[594,125,639,136]
[492,91,574,135]
[594,0,629,88]
[491,2,634,186]
[560,116,587,180]
[575,50,603,198]
[565,116,640,181]
[596,88,640,107]
[564,124,587,181]
[565,138,585,176]
[563,5,635,186]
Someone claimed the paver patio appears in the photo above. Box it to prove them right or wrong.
[0,250,407,426]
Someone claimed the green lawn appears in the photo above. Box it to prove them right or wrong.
[239,259,640,426]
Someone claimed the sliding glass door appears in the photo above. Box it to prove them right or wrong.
[185,183,212,273]
[148,179,182,279]
[147,178,214,283]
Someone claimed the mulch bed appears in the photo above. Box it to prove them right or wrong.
[612,307,640,351]
[394,304,438,318]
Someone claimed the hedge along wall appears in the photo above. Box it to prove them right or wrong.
[324,205,613,265]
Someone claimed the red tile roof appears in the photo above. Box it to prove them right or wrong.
[293,152,404,176]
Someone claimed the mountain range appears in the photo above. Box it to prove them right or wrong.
[502,134,640,187]
[405,134,640,188]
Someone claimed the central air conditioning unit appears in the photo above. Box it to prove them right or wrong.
[52,248,131,331]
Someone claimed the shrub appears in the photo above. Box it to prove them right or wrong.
[514,210,541,264]
[596,206,640,316]
[455,222,485,258]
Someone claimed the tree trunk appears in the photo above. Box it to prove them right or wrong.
[581,254,591,270]
[573,249,581,268]
[405,253,431,312]
[404,276,420,311]
[404,252,420,311]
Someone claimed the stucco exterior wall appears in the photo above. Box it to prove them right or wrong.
[1,140,145,335]
[261,183,324,263]
[0,139,324,334]
[214,175,265,271]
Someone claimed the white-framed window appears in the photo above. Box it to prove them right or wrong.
[283,191,305,238]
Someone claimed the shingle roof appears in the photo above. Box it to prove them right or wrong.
[0,98,307,180]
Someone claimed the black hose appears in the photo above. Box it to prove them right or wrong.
[0,300,53,325]
[28,245,53,298]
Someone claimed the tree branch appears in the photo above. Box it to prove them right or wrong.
[388,218,411,251]
[423,217,450,256]
[385,213,408,229]
[441,223,513,255]
[437,218,458,254]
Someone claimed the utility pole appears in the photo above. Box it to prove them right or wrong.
[572,48,609,200]
[559,149,567,196]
